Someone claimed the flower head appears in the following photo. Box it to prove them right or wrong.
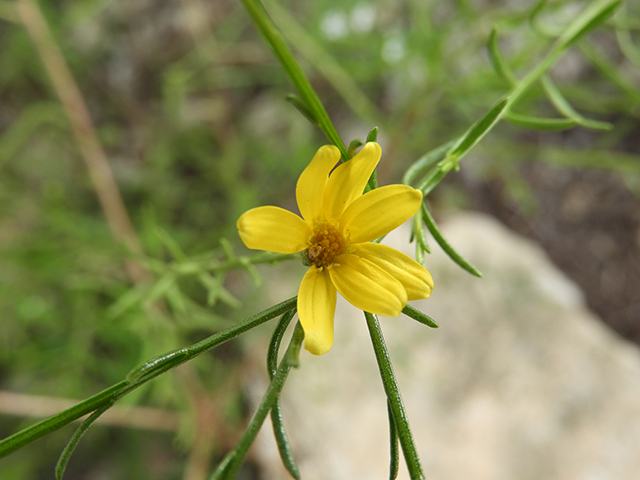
[237,143,433,355]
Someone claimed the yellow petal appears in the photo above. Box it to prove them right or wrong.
[298,266,337,355]
[322,142,381,222]
[296,145,341,223]
[329,253,407,316]
[237,206,312,254]
[341,185,422,243]
[351,243,433,300]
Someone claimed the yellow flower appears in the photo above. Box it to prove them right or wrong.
[237,143,433,355]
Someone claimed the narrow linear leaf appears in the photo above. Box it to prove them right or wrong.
[412,212,430,254]
[267,310,297,380]
[441,97,509,171]
[616,23,640,68]
[556,0,622,51]
[579,40,640,103]
[403,140,456,186]
[285,93,318,126]
[271,401,300,480]
[143,273,177,307]
[541,75,612,131]
[266,310,300,479]
[387,400,400,480]
[422,205,483,278]
[505,111,578,130]
[55,403,114,480]
[488,28,517,87]
[415,242,425,266]
[402,304,439,329]
[156,227,187,261]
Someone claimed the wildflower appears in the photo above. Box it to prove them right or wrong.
[237,143,433,355]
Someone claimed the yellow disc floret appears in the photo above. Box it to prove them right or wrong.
[305,222,349,267]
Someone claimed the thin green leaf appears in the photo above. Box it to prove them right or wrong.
[270,402,300,480]
[403,140,456,186]
[440,97,509,172]
[579,40,640,103]
[555,0,622,51]
[504,111,578,130]
[402,304,439,329]
[285,93,318,126]
[422,205,483,278]
[412,211,430,254]
[165,284,188,313]
[143,273,177,307]
[55,403,114,480]
[488,28,517,87]
[107,286,146,318]
[541,75,612,131]
[616,21,640,68]
[155,227,187,261]
[387,400,400,480]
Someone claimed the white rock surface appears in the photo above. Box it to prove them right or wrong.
[248,212,640,480]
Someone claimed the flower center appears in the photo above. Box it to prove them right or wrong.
[304,222,348,267]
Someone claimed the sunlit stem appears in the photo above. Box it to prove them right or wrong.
[214,322,305,480]
[365,312,425,480]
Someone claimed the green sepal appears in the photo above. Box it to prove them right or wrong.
[366,126,379,143]
[505,111,578,130]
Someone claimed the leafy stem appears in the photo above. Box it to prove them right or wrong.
[0,296,298,459]
[238,0,348,159]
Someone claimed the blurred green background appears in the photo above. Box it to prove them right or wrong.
[1,0,639,478]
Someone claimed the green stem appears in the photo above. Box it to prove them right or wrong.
[215,323,305,480]
[238,0,348,159]
[0,297,298,459]
[365,312,425,480]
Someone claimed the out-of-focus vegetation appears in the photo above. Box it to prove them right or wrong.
[0,0,638,478]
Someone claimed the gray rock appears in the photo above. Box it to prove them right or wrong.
[249,212,640,480]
